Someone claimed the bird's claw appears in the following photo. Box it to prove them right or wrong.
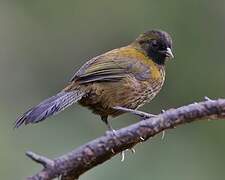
[130,148,135,154]
[105,129,118,137]
[161,130,166,140]
[120,148,136,162]
[204,96,213,101]
[121,151,125,162]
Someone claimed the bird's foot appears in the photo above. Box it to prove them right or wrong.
[120,151,126,162]
[105,128,118,137]
[161,130,166,140]
[204,96,213,101]
[120,147,136,162]
[114,106,156,120]
[102,117,118,137]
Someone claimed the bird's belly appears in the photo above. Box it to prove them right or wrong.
[79,76,164,117]
[135,81,163,109]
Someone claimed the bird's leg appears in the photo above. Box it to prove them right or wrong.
[101,115,117,135]
[112,107,155,159]
[101,115,135,161]
[114,106,156,120]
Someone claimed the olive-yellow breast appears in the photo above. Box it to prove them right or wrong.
[15,30,174,130]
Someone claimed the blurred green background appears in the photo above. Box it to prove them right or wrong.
[1,0,225,179]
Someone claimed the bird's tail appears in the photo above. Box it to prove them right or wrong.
[14,90,85,128]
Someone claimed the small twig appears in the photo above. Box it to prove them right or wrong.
[26,151,54,168]
[27,98,225,180]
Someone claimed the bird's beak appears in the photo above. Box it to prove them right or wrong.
[165,48,174,59]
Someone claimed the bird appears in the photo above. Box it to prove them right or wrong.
[15,29,174,131]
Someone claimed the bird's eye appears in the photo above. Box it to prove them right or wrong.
[151,40,158,48]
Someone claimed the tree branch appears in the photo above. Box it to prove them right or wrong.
[27,98,225,180]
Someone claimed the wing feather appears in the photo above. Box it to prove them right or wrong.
[70,48,150,84]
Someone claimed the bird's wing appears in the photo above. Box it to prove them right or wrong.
[70,49,151,84]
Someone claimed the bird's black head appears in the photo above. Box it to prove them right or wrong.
[135,30,174,65]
